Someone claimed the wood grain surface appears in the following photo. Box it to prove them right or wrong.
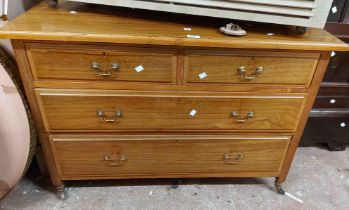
[4,1,346,188]
[50,135,290,179]
[26,43,177,83]
[0,2,347,51]
[36,89,306,132]
[185,51,319,86]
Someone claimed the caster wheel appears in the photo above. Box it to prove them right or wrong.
[296,26,307,35]
[274,181,285,195]
[56,185,67,200]
[47,0,58,8]
[57,191,66,200]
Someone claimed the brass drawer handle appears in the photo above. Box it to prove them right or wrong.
[110,63,120,71]
[97,109,123,122]
[223,152,244,164]
[103,154,127,166]
[231,111,254,123]
[237,66,264,81]
[91,62,120,77]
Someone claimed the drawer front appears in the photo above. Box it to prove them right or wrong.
[302,115,349,143]
[318,87,349,96]
[26,43,176,83]
[323,51,349,83]
[51,135,291,179]
[184,51,319,86]
[313,96,349,108]
[37,89,305,131]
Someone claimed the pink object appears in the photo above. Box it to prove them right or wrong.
[0,63,30,199]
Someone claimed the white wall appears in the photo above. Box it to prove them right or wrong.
[0,0,39,56]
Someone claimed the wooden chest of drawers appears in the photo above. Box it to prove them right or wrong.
[0,2,347,199]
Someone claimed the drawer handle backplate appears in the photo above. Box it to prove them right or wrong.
[223,152,244,164]
[91,61,120,77]
[237,66,264,81]
[103,154,127,166]
[231,111,254,123]
[97,109,123,122]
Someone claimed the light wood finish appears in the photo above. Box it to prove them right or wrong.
[277,52,331,183]
[11,40,63,188]
[185,51,319,86]
[2,2,347,194]
[33,80,309,93]
[26,43,177,83]
[36,89,305,132]
[0,2,348,51]
[50,135,290,179]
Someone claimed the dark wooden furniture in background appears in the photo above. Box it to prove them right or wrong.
[301,0,349,151]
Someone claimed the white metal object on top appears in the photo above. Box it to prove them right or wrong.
[220,23,247,36]
[0,0,8,21]
[65,0,333,28]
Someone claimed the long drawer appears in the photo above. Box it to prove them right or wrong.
[184,51,319,86]
[26,43,176,83]
[36,89,305,132]
[51,135,291,179]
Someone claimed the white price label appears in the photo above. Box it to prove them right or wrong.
[332,6,338,14]
[135,65,144,72]
[187,34,201,39]
[198,72,207,79]
[189,109,197,117]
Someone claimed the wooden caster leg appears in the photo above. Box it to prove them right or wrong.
[56,184,66,200]
[46,0,59,8]
[274,179,285,195]
[296,26,307,35]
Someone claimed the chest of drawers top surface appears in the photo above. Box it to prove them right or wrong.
[0,1,347,51]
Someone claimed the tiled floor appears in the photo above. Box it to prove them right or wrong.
[1,146,348,210]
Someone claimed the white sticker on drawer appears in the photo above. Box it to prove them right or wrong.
[198,72,207,79]
[331,51,336,57]
[340,122,346,128]
[135,65,144,72]
[332,6,337,14]
[189,109,197,117]
[330,99,336,104]
[187,34,201,39]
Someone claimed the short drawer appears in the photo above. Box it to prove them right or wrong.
[184,51,319,86]
[313,96,349,108]
[37,89,305,132]
[26,43,176,83]
[51,135,291,179]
